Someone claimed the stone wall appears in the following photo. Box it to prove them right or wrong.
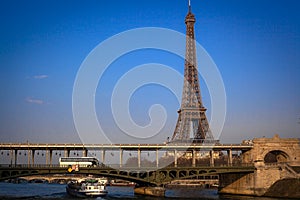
[219,135,300,198]
[219,172,255,195]
[242,134,300,164]
[219,163,293,196]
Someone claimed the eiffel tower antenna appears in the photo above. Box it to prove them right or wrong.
[188,0,191,12]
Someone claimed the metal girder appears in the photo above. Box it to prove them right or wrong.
[0,165,255,186]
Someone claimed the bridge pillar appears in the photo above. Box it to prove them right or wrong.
[174,149,178,167]
[210,150,214,167]
[9,150,13,166]
[82,149,88,157]
[47,150,53,165]
[138,149,141,168]
[26,150,29,166]
[227,149,233,166]
[31,150,35,166]
[120,149,123,168]
[64,149,70,157]
[14,150,18,166]
[192,150,196,167]
[102,150,106,163]
[49,150,53,166]
[156,149,159,168]
[46,150,49,165]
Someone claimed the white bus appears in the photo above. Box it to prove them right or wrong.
[59,157,100,167]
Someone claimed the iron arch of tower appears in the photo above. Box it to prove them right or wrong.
[171,2,214,143]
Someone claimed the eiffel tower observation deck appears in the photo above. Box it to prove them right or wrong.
[171,0,215,143]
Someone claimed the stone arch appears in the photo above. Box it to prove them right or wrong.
[264,150,290,163]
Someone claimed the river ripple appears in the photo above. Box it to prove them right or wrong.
[0,182,284,200]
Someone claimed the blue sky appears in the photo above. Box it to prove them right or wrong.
[0,0,299,144]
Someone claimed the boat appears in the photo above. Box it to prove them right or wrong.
[66,178,108,198]
[110,179,136,187]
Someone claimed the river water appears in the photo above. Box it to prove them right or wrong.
[0,182,284,200]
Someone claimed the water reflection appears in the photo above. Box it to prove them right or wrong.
[0,183,286,200]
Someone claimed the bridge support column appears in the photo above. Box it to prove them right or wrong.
[174,149,177,167]
[27,150,35,166]
[31,150,35,166]
[9,150,13,166]
[46,150,49,165]
[120,149,123,168]
[27,150,31,166]
[138,149,141,168]
[156,149,159,168]
[64,149,70,157]
[49,150,53,166]
[227,149,233,166]
[192,150,196,167]
[102,150,106,163]
[210,150,214,167]
[82,149,88,157]
[134,187,166,197]
[14,150,18,166]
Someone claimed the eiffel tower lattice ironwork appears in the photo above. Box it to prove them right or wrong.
[171,1,214,143]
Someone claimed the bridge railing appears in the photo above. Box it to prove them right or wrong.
[0,164,108,169]
[0,164,62,168]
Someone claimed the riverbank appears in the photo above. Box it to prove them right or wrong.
[264,178,300,199]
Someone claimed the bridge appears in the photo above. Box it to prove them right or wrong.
[0,142,252,168]
[0,141,253,184]
[0,135,300,197]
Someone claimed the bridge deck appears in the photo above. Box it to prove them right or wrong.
[0,143,253,151]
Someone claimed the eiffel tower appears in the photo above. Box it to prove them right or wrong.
[171,0,214,143]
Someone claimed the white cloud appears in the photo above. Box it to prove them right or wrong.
[33,75,48,79]
[25,97,44,105]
